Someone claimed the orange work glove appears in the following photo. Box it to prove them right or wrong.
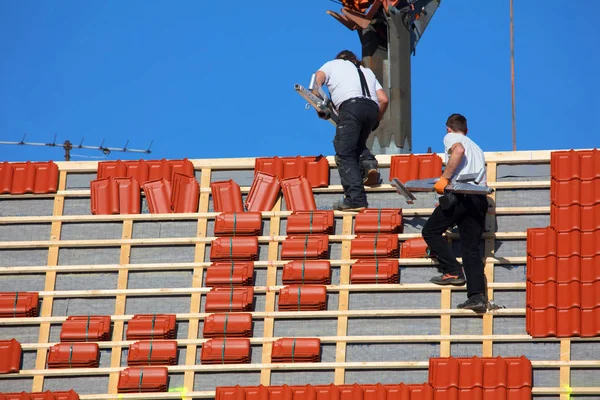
[434,177,450,194]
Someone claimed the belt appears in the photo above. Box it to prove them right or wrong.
[338,97,378,111]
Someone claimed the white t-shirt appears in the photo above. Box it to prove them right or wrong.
[443,133,487,186]
[318,59,383,109]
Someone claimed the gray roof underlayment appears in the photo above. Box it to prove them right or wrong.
[0,158,598,399]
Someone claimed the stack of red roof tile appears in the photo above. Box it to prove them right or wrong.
[350,234,400,259]
[214,212,262,236]
[127,340,178,366]
[278,285,327,311]
[354,208,403,234]
[271,338,321,363]
[126,314,176,340]
[282,260,331,284]
[210,237,259,261]
[0,292,39,317]
[0,339,22,374]
[526,226,600,337]
[200,338,251,364]
[206,262,254,287]
[117,367,168,393]
[59,316,111,342]
[205,288,255,312]
[350,259,399,284]
[203,313,253,338]
[428,356,532,399]
[389,154,443,183]
[281,235,329,260]
[90,176,141,215]
[286,210,334,235]
[0,390,80,399]
[0,161,59,195]
[211,180,244,213]
[254,155,330,188]
[47,343,99,368]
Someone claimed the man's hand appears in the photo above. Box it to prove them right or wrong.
[317,111,330,120]
[434,177,450,194]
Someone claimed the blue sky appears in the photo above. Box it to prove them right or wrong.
[0,1,598,163]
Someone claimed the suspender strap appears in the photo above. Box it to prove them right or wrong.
[348,60,371,98]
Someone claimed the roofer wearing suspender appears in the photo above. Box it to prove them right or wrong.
[313,50,389,211]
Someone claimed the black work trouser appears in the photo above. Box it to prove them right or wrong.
[422,193,489,297]
[333,98,379,206]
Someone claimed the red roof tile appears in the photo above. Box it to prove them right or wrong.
[32,161,59,194]
[214,212,262,236]
[246,172,281,212]
[38,390,80,400]
[350,234,400,259]
[350,259,399,284]
[171,173,199,213]
[280,234,329,260]
[210,237,259,261]
[115,177,141,215]
[147,159,173,182]
[551,204,600,232]
[281,176,317,212]
[203,313,253,338]
[278,285,327,311]
[526,307,583,337]
[401,237,434,258]
[215,385,247,400]
[304,155,330,188]
[0,339,22,374]
[551,149,600,181]
[47,342,99,368]
[255,157,284,179]
[286,211,334,235]
[0,161,14,194]
[123,160,149,184]
[581,307,600,337]
[282,156,308,179]
[201,338,251,364]
[282,260,331,284]
[354,208,403,234]
[60,316,111,342]
[0,161,59,195]
[211,180,244,213]
[581,255,600,283]
[551,178,600,206]
[205,262,254,287]
[169,158,195,180]
[97,160,126,180]
[271,338,321,362]
[526,255,582,283]
[90,177,120,215]
[527,227,600,258]
[127,340,178,366]
[10,162,37,194]
[526,281,582,309]
[0,292,39,318]
[205,287,255,312]
[126,314,176,340]
[117,366,168,393]
[143,178,173,214]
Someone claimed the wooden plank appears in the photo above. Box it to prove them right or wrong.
[31,170,67,391]
[560,339,571,400]
[260,196,282,385]
[183,168,211,394]
[483,162,497,357]
[0,256,529,275]
[15,334,600,350]
[0,307,529,326]
[0,231,528,249]
[11,359,600,377]
[334,215,353,384]
[15,282,528,300]
[439,289,451,357]
[107,219,133,393]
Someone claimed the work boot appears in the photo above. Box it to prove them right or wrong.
[430,273,466,286]
[457,294,488,313]
[363,169,382,186]
[332,200,366,212]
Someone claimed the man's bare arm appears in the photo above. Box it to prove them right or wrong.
[376,89,389,120]
[312,71,327,98]
[442,142,465,180]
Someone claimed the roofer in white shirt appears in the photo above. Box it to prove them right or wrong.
[313,50,389,211]
[422,113,490,313]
